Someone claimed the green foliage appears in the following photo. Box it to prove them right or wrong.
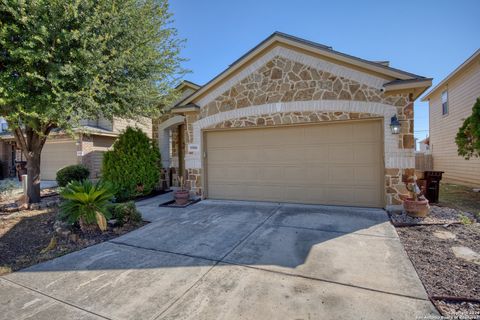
[102,127,160,200]
[456,98,480,159]
[56,164,90,187]
[59,180,114,231]
[459,214,473,225]
[0,0,184,135]
[107,201,142,226]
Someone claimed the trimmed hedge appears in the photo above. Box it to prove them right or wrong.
[102,127,160,201]
[56,164,90,187]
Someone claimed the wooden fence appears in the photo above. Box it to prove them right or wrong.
[415,152,433,171]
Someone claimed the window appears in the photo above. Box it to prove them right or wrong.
[441,90,448,115]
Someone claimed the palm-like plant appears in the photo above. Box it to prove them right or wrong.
[59,180,114,233]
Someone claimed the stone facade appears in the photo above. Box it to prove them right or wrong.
[189,55,413,150]
[172,55,416,206]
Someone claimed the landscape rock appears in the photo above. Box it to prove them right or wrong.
[433,230,456,240]
[451,246,480,265]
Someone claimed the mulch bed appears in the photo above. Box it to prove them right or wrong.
[0,188,60,213]
[0,206,146,275]
[159,198,201,208]
[392,206,480,318]
[390,205,477,226]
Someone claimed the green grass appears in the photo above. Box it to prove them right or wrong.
[439,183,480,215]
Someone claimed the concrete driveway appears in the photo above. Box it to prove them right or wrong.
[1,196,438,320]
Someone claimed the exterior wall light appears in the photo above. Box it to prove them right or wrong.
[390,115,401,134]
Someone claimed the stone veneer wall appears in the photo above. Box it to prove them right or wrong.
[178,55,415,206]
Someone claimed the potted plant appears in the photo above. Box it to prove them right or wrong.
[400,175,430,217]
[173,176,189,205]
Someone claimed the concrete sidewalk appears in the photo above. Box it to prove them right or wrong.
[0,198,438,320]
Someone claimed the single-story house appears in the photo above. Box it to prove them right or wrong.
[156,32,432,209]
[0,117,152,180]
[417,137,430,153]
[421,49,480,186]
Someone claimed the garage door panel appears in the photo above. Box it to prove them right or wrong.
[304,147,330,162]
[352,122,382,142]
[354,167,380,185]
[305,166,329,181]
[41,141,77,180]
[262,128,301,146]
[206,120,383,207]
[327,124,354,143]
[304,126,329,144]
[328,166,354,184]
[263,147,305,163]
[353,144,381,163]
[283,166,307,182]
[328,145,355,162]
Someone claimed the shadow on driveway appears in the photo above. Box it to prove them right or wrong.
[0,199,438,320]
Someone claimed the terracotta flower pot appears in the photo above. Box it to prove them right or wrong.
[174,190,190,205]
[403,198,430,218]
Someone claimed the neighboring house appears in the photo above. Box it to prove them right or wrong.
[156,32,432,209]
[422,49,480,186]
[0,117,152,180]
[418,137,430,153]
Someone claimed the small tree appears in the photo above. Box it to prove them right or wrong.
[102,127,160,200]
[0,0,184,203]
[456,98,480,159]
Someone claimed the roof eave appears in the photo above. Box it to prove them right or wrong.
[175,32,427,108]
[422,49,480,101]
[383,78,432,92]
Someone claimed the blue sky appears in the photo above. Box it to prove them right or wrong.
[169,0,479,141]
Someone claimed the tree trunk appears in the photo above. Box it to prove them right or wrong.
[13,125,53,204]
[26,153,42,203]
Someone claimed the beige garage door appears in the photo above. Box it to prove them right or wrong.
[205,120,384,207]
[41,140,78,180]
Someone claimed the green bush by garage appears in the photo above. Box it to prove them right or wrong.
[56,164,90,187]
[102,127,161,201]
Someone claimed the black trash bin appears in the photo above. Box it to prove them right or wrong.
[423,171,444,203]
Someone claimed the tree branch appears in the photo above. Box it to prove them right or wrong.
[13,127,29,160]
[39,123,55,150]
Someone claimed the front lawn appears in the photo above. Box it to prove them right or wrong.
[439,183,480,216]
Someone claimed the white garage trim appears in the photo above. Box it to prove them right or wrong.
[186,100,413,170]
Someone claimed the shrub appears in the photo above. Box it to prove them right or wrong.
[102,127,160,201]
[56,165,90,187]
[107,201,142,226]
[0,179,18,201]
[59,180,114,232]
